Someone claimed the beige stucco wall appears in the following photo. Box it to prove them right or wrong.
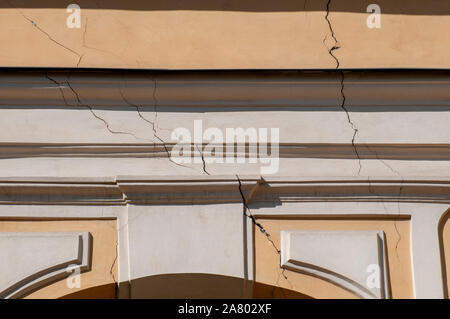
[0,219,117,299]
[0,1,448,299]
[0,0,449,69]
[254,217,413,299]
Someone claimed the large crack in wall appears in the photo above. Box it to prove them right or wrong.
[324,0,362,175]
[324,0,403,264]
[236,175,293,295]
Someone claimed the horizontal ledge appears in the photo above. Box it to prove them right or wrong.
[0,176,448,205]
[0,70,449,108]
[0,143,449,160]
[0,1,448,15]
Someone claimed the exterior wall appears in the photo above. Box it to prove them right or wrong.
[0,2,449,299]
[0,1,449,69]
[0,219,117,298]
[0,69,448,298]
[254,217,413,299]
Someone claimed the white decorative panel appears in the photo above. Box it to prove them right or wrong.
[280,230,389,299]
[0,232,91,298]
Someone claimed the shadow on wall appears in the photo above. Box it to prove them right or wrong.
[59,273,312,299]
[2,0,450,15]
[438,208,450,299]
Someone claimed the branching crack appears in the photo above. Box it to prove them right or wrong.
[363,145,402,177]
[5,0,82,66]
[119,78,198,171]
[45,73,69,106]
[81,17,127,64]
[62,75,147,140]
[236,175,290,286]
[324,0,361,175]
[195,144,210,175]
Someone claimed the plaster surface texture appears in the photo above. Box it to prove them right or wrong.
[0,0,448,298]
[127,204,246,281]
[0,1,448,69]
[0,219,118,298]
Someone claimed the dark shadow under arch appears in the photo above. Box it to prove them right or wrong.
[438,208,450,299]
[60,273,313,299]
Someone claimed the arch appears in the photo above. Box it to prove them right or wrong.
[438,208,450,299]
[60,274,313,299]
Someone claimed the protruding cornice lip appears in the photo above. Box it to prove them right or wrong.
[1,68,449,108]
[1,67,450,74]
[0,1,449,15]
[0,143,449,161]
[0,176,448,205]
[0,175,448,183]
[0,176,117,183]
[115,174,261,182]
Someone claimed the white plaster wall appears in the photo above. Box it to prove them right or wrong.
[0,157,448,178]
[127,203,247,281]
[0,71,448,298]
[1,108,448,144]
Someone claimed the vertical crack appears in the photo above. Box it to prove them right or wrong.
[81,17,127,64]
[363,145,403,259]
[236,175,291,289]
[45,73,69,106]
[324,0,362,175]
[110,239,119,298]
[151,79,160,132]
[195,144,210,175]
[324,0,341,69]
[148,77,185,168]
[394,179,404,260]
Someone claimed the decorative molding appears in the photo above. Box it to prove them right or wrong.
[253,177,450,204]
[0,232,91,299]
[0,178,124,205]
[117,176,258,205]
[0,176,448,205]
[0,70,449,108]
[0,143,449,161]
[280,230,390,299]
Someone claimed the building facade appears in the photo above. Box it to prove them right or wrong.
[0,1,449,299]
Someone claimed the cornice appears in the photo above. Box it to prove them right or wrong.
[0,176,448,205]
[0,143,449,160]
[0,70,449,108]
